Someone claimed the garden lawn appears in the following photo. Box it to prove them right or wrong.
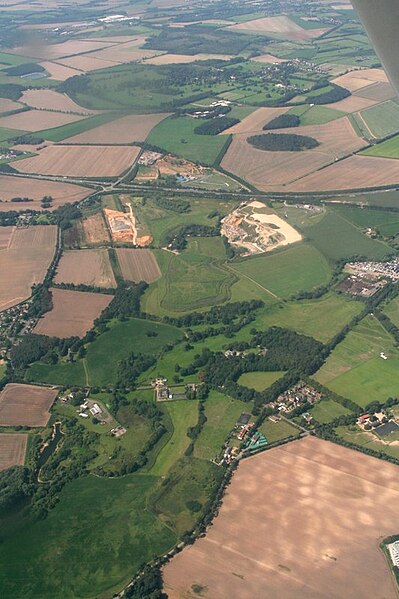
[259,418,300,443]
[309,398,352,424]
[238,371,286,392]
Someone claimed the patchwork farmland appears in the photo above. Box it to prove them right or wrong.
[33,288,113,338]
[0,384,57,427]
[0,225,57,311]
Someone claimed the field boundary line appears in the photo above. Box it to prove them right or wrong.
[224,263,281,300]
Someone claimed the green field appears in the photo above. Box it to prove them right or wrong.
[259,418,300,443]
[147,116,230,165]
[288,104,345,125]
[150,400,199,476]
[362,134,399,159]
[354,101,399,139]
[302,211,391,261]
[28,318,182,387]
[231,244,332,299]
[238,371,286,391]
[252,293,362,343]
[0,474,176,598]
[143,240,236,315]
[309,398,352,423]
[336,425,399,460]
[0,126,25,142]
[316,315,399,406]
[333,206,399,229]
[194,392,250,460]
[384,296,399,327]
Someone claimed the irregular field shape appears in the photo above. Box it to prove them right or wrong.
[33,288,112,338]
[222,117,366,189]
[0,176,91,211]
[0,225,57,311]
[0,433,28,471]
[222,106,290,135]
[228,15,329,40]
[9,39,118,60]
[332,68,389,92]
[0,98,21,113]
[0,110,85,132]
[63,113,170,144]
[249,54,288,64]
[15,145,140,177]
[39,60,82,81]
[144,53,233,65]
[355,82,395,102]
[0,383,57,427]
[116,248,161,283]
[20,89,95,114]
[163,437,399,599]
[324,94,378,112]
[54,250,116,288]
[288,155,399,192]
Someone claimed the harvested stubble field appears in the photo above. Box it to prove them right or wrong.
[9,39,118,60]
[0,434,28,471]
[0,98,21,114]
[82,213,110,244]
[39,60,82,81]
[332,68,389,93]
[222,117,366,190]
[63,113,170,144]
[228,15,329,40]
[0,109,85,133]
[0,175,91,212]
[20,89,95,115]
[222,106,290,135]
[0,225,57,311]
[0,383,57,427]
[15,145,140,177]
[33,288,112,338]
[54,250,116,288]
[116,248,161,283]
[250,54,288,64]
[287,155,399,192]
[356,82,395,102]
[164,436,399,599]
[0,225,13,249]
[144,53,232,65]
[325,94,378,112]
[57,55,122,73]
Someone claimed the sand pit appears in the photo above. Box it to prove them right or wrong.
[0,384,57,427]
[228,15,329,40]
[0,176,91,211]
[333,68,389,92]
[222,117,367,190]
[116,248,161,283]
[0,225,57,311]
[62,113,170,144]
[55,249,116,288]
[33,288,112,338]
[15,145,140,178]
[144,53,232,65]
[164,436,399,599]
[0,434,28,471]
[286,155,399,192]
[222,107,290,135]
[20,89,95,115]
[0,109,85,133]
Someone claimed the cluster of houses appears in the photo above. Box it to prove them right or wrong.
[187,100,231,119]
[218,413,268,465]
[0,301,35,356]
[152,378,197,402]
[270,382,323,414]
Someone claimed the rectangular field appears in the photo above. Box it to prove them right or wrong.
[82,213,110,244]
[20,90,94,114]
[164,436,399,599]
[54,250,116,288]
[0,225,57,311]
[0,175,91,212]
[14,145,140,177]
[33,288,112,338]
[0,433,28,471]
[116,248,161,283]
[0,109,85,133]
[0,383,57,427]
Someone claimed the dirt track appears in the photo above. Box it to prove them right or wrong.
[164,436,399,599]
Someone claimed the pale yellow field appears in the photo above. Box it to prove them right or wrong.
[333,68,389,92]
[20,89,95,114]
[0,98,21,113]
[9,38,118,60]
[39,60,82,81]
[250,54,288,64]
[228,15,329,40]
[15,145,140,177]
[54,249,116,288]
[222,106,290,135]
[0,109,85,132]
[0,175,91,211]
[144,53,233,65]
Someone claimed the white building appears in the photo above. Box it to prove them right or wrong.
[388,541,399,567]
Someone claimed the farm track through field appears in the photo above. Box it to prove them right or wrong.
[224,263,280,300]
[83,359,90,387]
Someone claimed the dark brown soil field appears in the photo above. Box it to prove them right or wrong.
[33,288,112,338]
[0,384,57,427]
[0,433,28,470]
[164,437,399,599]
[116,248,161,283]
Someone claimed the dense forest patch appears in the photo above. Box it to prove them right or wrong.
[247,132,320,151]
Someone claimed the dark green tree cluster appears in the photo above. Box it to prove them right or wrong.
[195,116,239,135]
[155,196,191,213]
[165,222,221,251]
[0,466,35,514]
[125,564,166,599]
[307,83,350,105]
[117,352,156,388]
[248,133,319,152]
[263,114,300,130]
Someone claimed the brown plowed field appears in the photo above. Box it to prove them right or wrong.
[222,106,290,135]
[0,226,13,250]
[0,109,85,132]
[0,225,57,311]
[0,434,28,471]
[0,98,21,114]
[356,82,395,102]
[54,249,116,288]
[58,55,122,73]
[39,60,82,81]
[325,95,378,112]
[228,15,329,40]
[82,213,110,244]
[285,155,399,192]
[0,384,57,427]
[164,437,399,599]
[116,248,161,283]
[333,68,389,92]
[33,288,112,338]
[221,117,367,190]
[15,145,140,177]
[0,176,91,212]
[20,89,95,114]
[63,113,170,144]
